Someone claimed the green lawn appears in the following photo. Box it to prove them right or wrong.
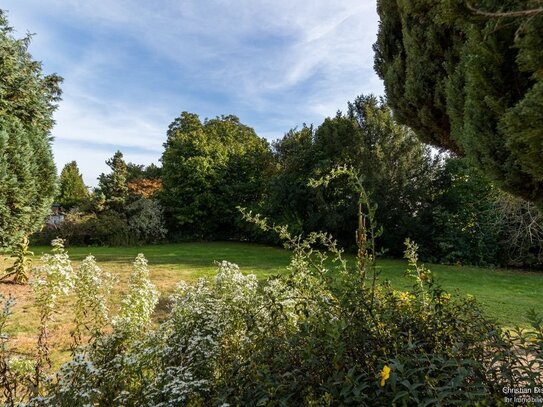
[30,241,543,326]
[2,241,541,366]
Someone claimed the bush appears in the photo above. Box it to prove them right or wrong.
[126,198,167,244]
[30,210,130,247]
[32,198,168,247]
[34,220,542,406]
[30,210,97,246]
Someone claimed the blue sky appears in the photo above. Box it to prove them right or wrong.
[3,0,383,186]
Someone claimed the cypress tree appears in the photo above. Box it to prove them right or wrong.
[374,0,543,204]
[0,10,61,248]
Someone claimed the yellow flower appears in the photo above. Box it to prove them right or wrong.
[380,364,391,387]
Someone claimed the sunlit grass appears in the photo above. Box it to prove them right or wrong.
[1,241,542,366]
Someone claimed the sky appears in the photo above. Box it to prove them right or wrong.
[3,0,383,186]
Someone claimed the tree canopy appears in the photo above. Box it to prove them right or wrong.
[97,151,129,212]
[160,112,273,238]
[0,10,62,248]
[374,0,543,204]
[268,95,438,254]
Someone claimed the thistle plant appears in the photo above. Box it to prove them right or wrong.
[71,255,114,349]
[32,238,74,387]
[1,236,33,284]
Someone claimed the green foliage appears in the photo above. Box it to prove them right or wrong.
[490,192,543,267]
[57,161,89,210]
[266,125,316,238]
[0,10,62,135]
[112,254,158,336]
[416,157,543,267]
[34,152,167,247]
[33,239,74,387]
[1,236,33,284]
[374,0,543,203]
[97,151,129,212]
[34,217,542,405]
[37,254,159,406]
[268,95,437,255]
[160,112,273,239]
[32,200,168,247]
[126,198,168,244]
[88,213,131,246]
[0,10,61,248]
[420,158,501,265]
[0,117,57,249]
[31,211,95,247]
[126,162,162,182]
[71,255,114,348]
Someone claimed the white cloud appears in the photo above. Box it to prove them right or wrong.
[2,0,383,185]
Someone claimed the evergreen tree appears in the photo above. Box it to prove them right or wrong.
[374,0,543,204]
[0,10,61,248]
[126,163,162,182]
[97,151,129,212]
[57,161,89,209]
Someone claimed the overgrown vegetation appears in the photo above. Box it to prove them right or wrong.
[0,237,33,284]
[266,96,437,257]
[0,242,160,404]
[56,162,89,210]
[2,171,541,405]
[32,151,167,247]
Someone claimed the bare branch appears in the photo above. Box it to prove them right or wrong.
[466,2,543,18]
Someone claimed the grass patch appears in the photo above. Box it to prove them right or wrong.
[1,241,542,366]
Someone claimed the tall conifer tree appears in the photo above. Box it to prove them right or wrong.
[374,1,543,204]
[57,161,89,209]
[0,10,62,247]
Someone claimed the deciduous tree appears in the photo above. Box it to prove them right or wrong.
[269,95,438,255]
[160,112,273,238]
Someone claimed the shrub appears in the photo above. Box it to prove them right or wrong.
[126,198,167,244]
[32,198,168,247]
[30,210,98,247]
[36,218,542,406]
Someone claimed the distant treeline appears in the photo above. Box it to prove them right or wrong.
[38,94,542,268]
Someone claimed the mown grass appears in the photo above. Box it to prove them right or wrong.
[1,241,542,366]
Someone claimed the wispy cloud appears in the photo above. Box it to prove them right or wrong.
[3,0,383,186]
